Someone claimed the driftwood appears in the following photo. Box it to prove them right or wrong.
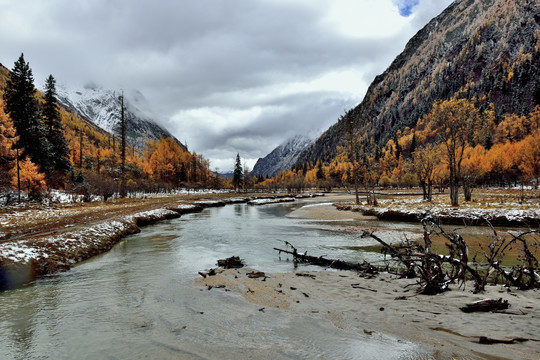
[296,273,316,279]
[460,298,509,313]
[362,216,539,295]
[351,284,378,292]
[198,268,217,278]
[431,327,535,345]
[478,336,530,344]
[274,242,377,273]
[217,256,244,269]
[247,271,266,278]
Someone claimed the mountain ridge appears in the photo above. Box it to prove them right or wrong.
[252,134,314,178]
[296,0,540,166]
[55,84,184,151]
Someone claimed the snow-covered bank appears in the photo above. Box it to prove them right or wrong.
[248,197,296,205]
[0,194,316,290]
[1,202,218,290]
[0,207,192,290]
[336,198,540,227]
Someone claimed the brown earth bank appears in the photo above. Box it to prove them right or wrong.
[0,192,311,290]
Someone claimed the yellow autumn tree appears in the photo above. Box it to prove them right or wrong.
[421,98,480,206]
[144,137,192,186]
[411,143,441,201]
[0,102,17,190]
[516,130,540,189]
[11,158,47,198]
[461,144,488,201]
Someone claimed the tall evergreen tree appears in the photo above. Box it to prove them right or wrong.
[43,74,71,175]
[118,92,126,197]
[232,153,243,190]
[3,53,50,172]
[409,132,417,155]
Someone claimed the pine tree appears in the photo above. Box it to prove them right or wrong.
[3,53,50,173]
[410,133,417,155]
[43,74,71,176]
[232,153,243,191]
[118,92,126,197]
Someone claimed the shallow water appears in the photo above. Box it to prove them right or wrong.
[0,201,434,359]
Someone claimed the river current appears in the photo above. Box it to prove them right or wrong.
[1,201,429,359]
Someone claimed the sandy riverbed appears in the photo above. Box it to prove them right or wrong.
[198,267,540,360]
[198,197,540,360]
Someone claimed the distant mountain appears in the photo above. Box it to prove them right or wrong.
[297,0,540,166]
[219,171,233,180]
[56,84,184,150]
[252,135,314,177]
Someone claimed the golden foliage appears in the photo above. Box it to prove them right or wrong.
[10,158,47,196]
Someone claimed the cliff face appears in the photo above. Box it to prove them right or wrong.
[252,135,314,177]
[297,0,540,166]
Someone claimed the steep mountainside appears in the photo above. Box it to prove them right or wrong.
[0,63,110,142]
[56,85,183,150]
[252,135,314,177]
[297,0,540,166]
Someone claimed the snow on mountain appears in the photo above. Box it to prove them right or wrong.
[56,84,182,150]
[252,134,314,178]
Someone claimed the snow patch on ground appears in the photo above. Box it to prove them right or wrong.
[126,209,178,222]
[0,220,134,264]
[340,197,540,224]
[248,198,296,205]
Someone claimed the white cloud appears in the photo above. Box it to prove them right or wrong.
[0,0,453,172]
[326,0,409,38]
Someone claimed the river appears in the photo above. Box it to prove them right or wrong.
[1,201,438,359]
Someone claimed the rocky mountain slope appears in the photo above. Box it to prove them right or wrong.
[252,135,314,177]
[56,84,183,150]
[297,0,540,166]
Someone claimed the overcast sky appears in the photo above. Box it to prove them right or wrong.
[1,0,453,172]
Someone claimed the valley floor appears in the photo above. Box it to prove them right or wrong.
[1,188,539,358]
[199,267,540,360]
[0,192,286,289]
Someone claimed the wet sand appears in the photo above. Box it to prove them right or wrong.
[199,267,540,360]
[199,196,540,360]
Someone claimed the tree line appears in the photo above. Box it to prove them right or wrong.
[0,54,219,204]
[2,54,537,204]
[252,97,539,205]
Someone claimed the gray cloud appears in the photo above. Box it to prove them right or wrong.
[0,0,453,171]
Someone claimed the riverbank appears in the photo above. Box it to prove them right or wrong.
[198,267,540,360]
[333,188,540,227]
[2,189,539,358]
[0,192,313,290]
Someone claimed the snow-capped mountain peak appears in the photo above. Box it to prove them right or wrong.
[252,134,314,178]
[55,84,182,150]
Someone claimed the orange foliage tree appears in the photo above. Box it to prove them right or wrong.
[516,130,540,189]
[143,137,211,188]
[10,158,47,199]
[461,144,488,201]
[411,144,441,201]
[418,98,480,206]
[0,102,16,192]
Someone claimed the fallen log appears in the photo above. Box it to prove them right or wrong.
[478,336,530,344]
[274,243,377,273]
[198,268,217,278]
[460,298,509,313]
[247,271,266,279]
[351,284,378,292]
[217,256,244,269]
